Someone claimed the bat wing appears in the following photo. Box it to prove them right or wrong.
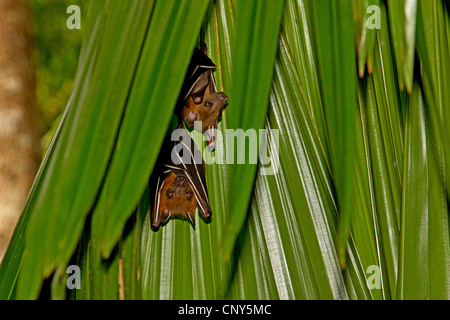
[151,174,166,229]
[181,47,216,101]
[166,129,212,220]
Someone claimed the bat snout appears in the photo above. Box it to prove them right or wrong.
[206,135,216,150]
[216,92,228,102]
[186,111,198,123]
[204,129,217,150]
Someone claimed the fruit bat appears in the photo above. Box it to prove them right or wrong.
[150,128,211,229]
[178,46,229,149]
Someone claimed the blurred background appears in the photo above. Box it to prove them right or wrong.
[0,0,89,261]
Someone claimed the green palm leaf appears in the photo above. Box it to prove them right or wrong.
[0,0,448,300]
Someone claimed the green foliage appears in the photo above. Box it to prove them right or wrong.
[31,0,89,150]
[0,0,449,300]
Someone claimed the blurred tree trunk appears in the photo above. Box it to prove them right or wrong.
[0,0,41,261]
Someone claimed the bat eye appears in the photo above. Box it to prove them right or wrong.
[204,100,213,108]
[186,191,193,201]
[166,189,174,199]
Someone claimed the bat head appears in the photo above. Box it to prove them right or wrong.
[180,84,228,149]
[198,85,228,130]
[153,172,197,228]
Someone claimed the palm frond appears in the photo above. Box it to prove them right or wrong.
[0,0,448,300]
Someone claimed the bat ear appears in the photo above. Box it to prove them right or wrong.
[186,210,195,227]
[160,209,170,223]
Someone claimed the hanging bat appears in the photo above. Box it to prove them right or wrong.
[177,45,229,149]
[180,82,228,149]
[150,128,211,229]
